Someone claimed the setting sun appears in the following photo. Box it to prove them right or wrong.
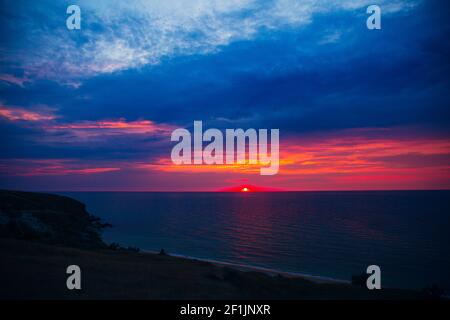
[219,185,282,192]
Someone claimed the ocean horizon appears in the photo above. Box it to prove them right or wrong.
[61,190,450,291]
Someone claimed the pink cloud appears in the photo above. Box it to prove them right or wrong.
[1,104,175,144]
[0,104,56,122]
[45,118,175,136]
[0,159,120,177]
[0,73,29,87]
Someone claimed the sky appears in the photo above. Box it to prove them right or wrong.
[0,0,449,191]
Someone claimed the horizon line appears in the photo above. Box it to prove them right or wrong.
[2,188,450,193]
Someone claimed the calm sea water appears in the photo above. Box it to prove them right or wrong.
[63,191,450,290]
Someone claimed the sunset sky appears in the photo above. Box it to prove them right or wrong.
[1,0,449,191]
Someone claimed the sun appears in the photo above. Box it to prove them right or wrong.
[241,187,250,192]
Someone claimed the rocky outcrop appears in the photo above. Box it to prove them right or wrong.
[0,190,110,249]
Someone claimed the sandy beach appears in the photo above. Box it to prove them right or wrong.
[144,250,351,285]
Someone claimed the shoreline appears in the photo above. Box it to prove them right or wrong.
[142,249,350,285]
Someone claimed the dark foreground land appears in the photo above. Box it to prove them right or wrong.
[0,190,422,299]
[0,238,422,300]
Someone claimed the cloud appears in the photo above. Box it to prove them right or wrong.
[139,126,450,189]
[318,30,342,45]
[0,158,120,176]
[3,0,418,85]
[1,126,448,190]
[45,118,175,136]
[0,104,175,151]
[0,104,57,122]
[1,104,173,135]
[37,119,175,148]
[0,74,30,87]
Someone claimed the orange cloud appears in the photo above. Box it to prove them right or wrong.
[136,127,450,190]
[279,134,450,176]
[136,158,262,174]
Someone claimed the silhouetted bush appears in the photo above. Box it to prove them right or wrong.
[421,284,445,299]
[108,242,121,250]
[351,272,369,287]
[108,242,140,253]
[127,246,140,253]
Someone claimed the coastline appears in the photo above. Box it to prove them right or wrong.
[142,249,350,285]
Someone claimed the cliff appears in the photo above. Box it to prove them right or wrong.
[0,190,109,249]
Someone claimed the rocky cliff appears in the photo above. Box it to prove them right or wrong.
[0,190,110,249]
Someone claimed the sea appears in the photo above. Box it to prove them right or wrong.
[62,191,450,290]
